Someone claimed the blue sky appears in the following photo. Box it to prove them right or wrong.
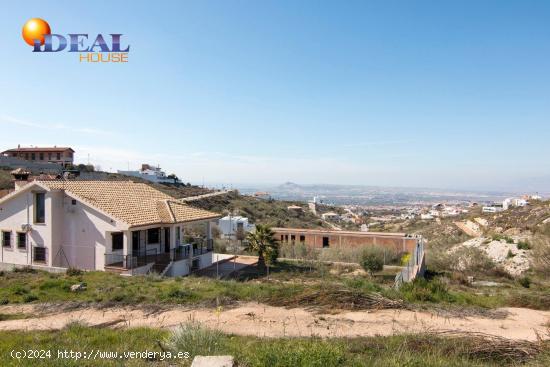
[1,0,549,191]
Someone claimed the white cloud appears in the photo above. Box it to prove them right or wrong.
[0,114,115,136]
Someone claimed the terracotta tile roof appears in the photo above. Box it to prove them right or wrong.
[38,180,220,227]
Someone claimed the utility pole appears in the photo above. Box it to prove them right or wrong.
[216,254,219,279]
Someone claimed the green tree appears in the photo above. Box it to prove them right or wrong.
[246,224,279,271]
[360,247,384,275]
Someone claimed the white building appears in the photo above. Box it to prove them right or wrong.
[218,215,255,239]
[0,176,220,276]
[118,164,179,184]
[482,203,505,213]
[503,197,528,210]
[321,212,340,221]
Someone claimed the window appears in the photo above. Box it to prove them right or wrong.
[17,232,26,249]
[2,231,11,248]
[56,153,61,160]
[147,228,160,244]
[39,153,44,160]
[111,232,123,251]
[31,153,36,160]
[25,153,29,160]
[291,235,295,243]
[48,153,52,160]
[322,237,330,248]
[300,235,305,242]
[33,246,46,263]
[34,193,46,223]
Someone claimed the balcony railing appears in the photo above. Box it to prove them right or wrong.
[170,245,191,262]
[104,237,214,270]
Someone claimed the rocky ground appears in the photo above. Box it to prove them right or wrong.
[449,237,532,276]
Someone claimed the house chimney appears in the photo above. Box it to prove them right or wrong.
[11,168,31,191]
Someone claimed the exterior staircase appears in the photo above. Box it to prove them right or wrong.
[149,253,172,274]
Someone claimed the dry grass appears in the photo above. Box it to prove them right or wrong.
[429,331,547,363]
[269,288,406,311]
[532,236,550,276]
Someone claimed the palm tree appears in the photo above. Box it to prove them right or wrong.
[246,224,278,272]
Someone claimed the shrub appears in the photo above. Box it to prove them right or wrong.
[360,248,384,275]
[438,247,496,277]
[518,276,531,288]
[166,288,196,301]
[517,241,531,250]
[507,250,515,258]
[13,266,35,273]
[66,267,83,276]
[11,285,29,295]
[247,338,345,367]
[167,322,226,359]
[0,299,8,305]
[23,294,38,303]
[399,278,454,303]
[532,236,550,276]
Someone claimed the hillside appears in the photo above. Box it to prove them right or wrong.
[187,190,330,229]
[0,168,12,191]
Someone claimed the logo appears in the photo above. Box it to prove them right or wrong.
[22,18,130,63]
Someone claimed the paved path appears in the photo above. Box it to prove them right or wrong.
[197,256,258,279]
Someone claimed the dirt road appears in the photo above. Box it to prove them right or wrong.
[1,303,548,341]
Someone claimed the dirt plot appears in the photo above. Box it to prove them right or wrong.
[1,303,548,341]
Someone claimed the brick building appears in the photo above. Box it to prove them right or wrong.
[272,227,419,254]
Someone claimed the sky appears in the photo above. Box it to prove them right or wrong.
[1,0,549,192]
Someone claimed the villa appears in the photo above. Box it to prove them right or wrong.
[0,171,220,276]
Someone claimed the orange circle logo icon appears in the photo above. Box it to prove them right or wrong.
[22,18,51,46]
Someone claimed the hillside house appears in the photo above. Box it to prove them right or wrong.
[218,215,255,239]
[1,146,74,167]
[482,203,505,213]
[118,164,180,184]
[0,175,220,276]
[321,212,340,221]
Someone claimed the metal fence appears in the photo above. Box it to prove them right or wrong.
[394,236,425,288]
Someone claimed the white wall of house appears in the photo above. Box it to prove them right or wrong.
[57,194,123,270]
[0,186,126,271]
[218,216,254,238]
[0,189,50,266]
[167,258,190,277]
[197,251,213,269]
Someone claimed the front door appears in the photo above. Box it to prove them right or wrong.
[132,231,140,255]
[164,228,170,253]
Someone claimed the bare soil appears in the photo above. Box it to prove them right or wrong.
[1,303,548,341]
